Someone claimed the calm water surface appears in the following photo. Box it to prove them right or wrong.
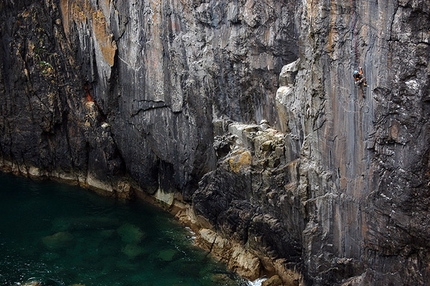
[0,173,248,286]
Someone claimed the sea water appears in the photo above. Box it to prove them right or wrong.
[0,173,254,286]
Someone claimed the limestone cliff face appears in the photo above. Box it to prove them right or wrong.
[56,0,297,198]
[1,0,429,285]
[290,1,430,284]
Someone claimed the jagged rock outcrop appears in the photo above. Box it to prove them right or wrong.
[1,0,429,285]
[190,122,304,283]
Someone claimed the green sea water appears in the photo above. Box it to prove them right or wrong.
[0,173,249,286]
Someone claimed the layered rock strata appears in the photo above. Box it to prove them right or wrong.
[1,0,429,285]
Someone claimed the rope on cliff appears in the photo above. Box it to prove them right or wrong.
[338,86,370,113]
[350,0,359,66]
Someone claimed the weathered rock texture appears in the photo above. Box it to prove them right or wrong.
[1,0,429,285]
[291,1,430,285]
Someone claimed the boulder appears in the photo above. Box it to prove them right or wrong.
[157,249,178,262]
[122,243,146,259]
[42,232,74,250]
[262,275,283,286]
[117,223,145,244]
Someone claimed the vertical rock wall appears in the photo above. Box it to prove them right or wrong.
[287,0,430,284]
[56,0,299,197]
[1,0,298,194]
[0,0,127,193]
[1,0,430,285]
[194,0,430,284]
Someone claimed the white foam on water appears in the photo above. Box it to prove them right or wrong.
[247,277,268,286]
[184,226,197,241]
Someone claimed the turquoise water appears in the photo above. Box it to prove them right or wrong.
[0,173,247,286]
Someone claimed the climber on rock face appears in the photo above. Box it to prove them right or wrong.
[353,67,367,87]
